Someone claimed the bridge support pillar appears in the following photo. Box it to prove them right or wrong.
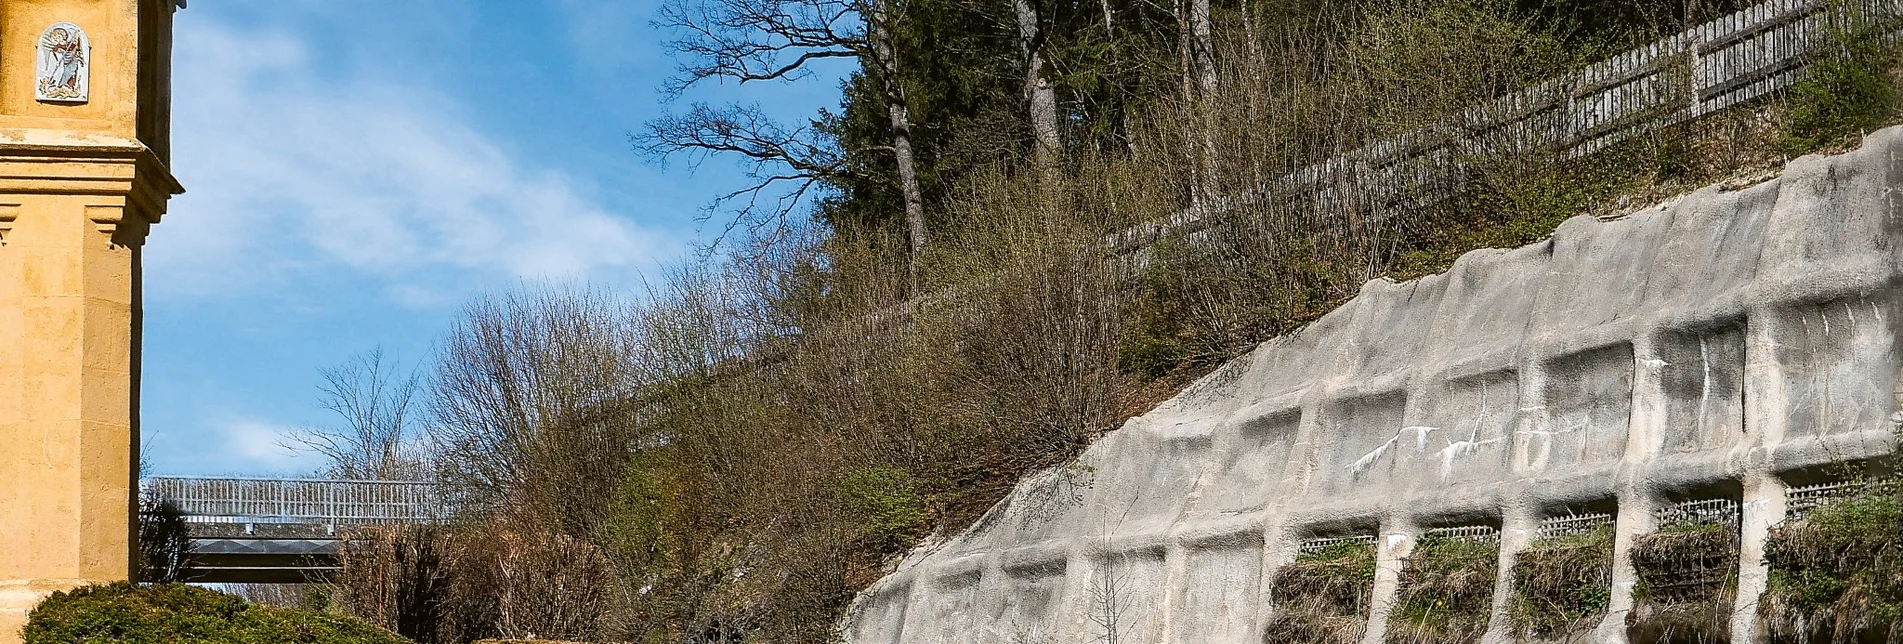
[0,2,182,642]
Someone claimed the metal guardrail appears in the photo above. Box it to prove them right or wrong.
[142,476,457,527]
[1116,0,1902,254]
[1537,512,1617,540]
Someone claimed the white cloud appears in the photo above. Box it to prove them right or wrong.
[213,419,325,475]
[155,18,671,301]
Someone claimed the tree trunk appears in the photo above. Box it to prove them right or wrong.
[1239,0,1265,189]
[1099,0,1123,155]
[1176,0,1218,205]
[889,99,926,257]
[868,0,928,279]
[1188,0,1216,97]
[1014,0,1062,166]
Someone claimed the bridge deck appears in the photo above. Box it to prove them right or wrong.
[143,476,455,584]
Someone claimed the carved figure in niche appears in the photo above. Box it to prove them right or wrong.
[36,23,90,104]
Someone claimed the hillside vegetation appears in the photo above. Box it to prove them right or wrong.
[262,0,1903,641]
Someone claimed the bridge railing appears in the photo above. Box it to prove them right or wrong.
[142,476,459,527]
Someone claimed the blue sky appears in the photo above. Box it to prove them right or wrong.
[142,0,850,476]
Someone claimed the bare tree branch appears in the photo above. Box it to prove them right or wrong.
[648,0,931,265]
[635,102,846,231]
[286,348,428,481]
[656,0,869,98]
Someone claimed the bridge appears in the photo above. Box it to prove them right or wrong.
[141,477,456,583]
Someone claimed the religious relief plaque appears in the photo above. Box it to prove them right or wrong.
[36,23,90,104]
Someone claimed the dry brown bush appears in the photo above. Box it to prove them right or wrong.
[430,286,647,538]
[335,525,617,644]
[492,532,614,641]
[336,525,465,644]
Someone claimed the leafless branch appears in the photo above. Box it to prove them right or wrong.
[285,348,427,481]
[636,103,847,236]
[656,0,870,98]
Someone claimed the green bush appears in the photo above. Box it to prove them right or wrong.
[25,582,412,644]
[1779,26,1901,156]
[1761,484,1903,643]
[840,465,929,546]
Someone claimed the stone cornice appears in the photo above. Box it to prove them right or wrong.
[0,129,184,226]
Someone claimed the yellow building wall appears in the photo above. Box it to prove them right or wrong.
[0,1,181,642]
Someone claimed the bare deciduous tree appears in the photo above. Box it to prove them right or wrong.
[642,103,845,245]
[644,0,931,273]
[287,348,426,481]
[429,286,643,535]
[1089,565,1133,644]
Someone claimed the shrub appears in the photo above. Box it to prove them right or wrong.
[839,465,929,547]
[1264,539,1378,644]
[1385,534,1499,644]
[335,525,614,644]
[1779,23,1901,156]
[1510,525,1614,640]
[335,525,463,644]
[492,531,614,641]
[1760,483,1903,643]
[24,582,411,644]
[135,493,188,584]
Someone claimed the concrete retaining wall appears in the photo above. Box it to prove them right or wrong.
[841,125,1903,644]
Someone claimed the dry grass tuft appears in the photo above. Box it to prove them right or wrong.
[1761,483,1903,644]
[1626,523,1738,644]
[1266,541,1378,644]
[1385,535,1498,644]
[1510,526,1614,641]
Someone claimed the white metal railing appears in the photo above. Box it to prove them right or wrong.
[1116,0,1903,254]
[1657,497,1741,528]
[1538,512,1617,540]
[1422,525,1501,542]
[142,476,457,527]
[1298,534,1378,555]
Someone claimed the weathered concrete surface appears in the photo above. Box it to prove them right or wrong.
[842,128,1903,644]
[0,1,182,642]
